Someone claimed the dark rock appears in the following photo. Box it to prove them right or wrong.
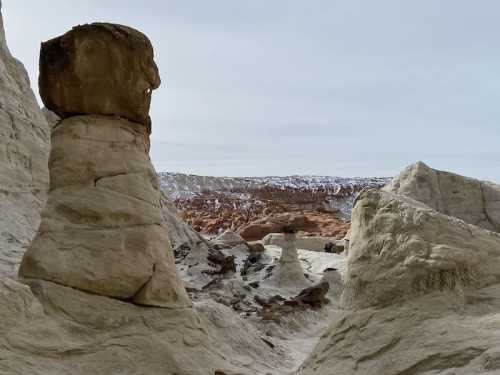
[292,282,330,309]
[240,245,263,276]
[324,241,344,254]
[39,23,160,128]
[248,281,260,289]
[204,247,236,275]
[247,241,265,254]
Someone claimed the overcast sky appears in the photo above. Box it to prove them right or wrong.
[3,1,500,180]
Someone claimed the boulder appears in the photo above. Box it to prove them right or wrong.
[39,23,160,127]
[241,241,265,276]
[288,282,330,309]
[247,241,266,254]
[238,213,317,241]
[213,230,245,247]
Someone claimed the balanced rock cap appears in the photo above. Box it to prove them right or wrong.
[39,23,160,128]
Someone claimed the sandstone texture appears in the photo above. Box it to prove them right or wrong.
[39,23,160,127]
[298,162,500,375]
[0,1,50,278]
[20,115,191,307]
[42,109,207,259]
[0,278,284,375]
[384,161,500,232]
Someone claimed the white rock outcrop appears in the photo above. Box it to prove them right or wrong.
[19,115,191,307]
[0,1,49,278]
[298,162,500,375]
[384,161,500,232]
[0,278,284,375]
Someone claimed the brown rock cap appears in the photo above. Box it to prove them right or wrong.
[39,23,160,128]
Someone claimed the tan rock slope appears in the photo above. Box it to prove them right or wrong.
[0,0,49,278]
[385,161,500,232]
[19,23,189,308]
[298,162,500,375]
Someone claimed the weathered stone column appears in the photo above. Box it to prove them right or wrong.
[265,225,310,290]
[19,23,191,308]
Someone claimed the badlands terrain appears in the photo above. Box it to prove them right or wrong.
[159,172,388,241]
[2,3,500,375]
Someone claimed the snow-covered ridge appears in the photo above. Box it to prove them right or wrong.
[158,172,390,200]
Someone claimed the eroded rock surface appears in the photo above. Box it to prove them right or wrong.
[298,163,500,375]
[20,114,190,307]
[384,161,500,232]
[0,278,284,375]
[39,23,160,127]
[342,188,500,309]
[0,1,50,278]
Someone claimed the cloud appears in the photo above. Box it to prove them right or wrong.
[4,0,500,180]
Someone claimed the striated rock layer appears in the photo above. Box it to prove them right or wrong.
[298,162,500,375]
[20,115,190,307]
[0,0,49,278]
[384,161,500,232]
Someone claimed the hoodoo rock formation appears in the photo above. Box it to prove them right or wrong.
[19,23,190,308]
[1,15,292,374]
[264,226,311,290]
